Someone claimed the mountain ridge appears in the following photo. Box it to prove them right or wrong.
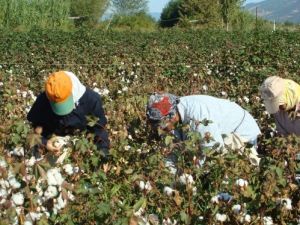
[244,0,300,23]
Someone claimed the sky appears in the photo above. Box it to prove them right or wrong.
[148,0,265,13]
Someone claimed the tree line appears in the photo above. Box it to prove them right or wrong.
[0,0,275,31]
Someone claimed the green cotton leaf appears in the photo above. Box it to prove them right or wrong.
[36,216,49,225]
[133,197,147,211]
[164,135,174,146]
[243,185,256,199]
[277,178,287,187]
[111,184,122,196]
[91,155,99,167]
[275,167,283,178]
[96,202,111,216]
[180,211,190,224]
[86,115,99,127]
[115,217,129,225]
[201,118,212,126]
[124,168,133,174]
[26,133,42,148]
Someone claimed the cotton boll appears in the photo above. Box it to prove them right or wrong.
[47,168,64,186]
[163,187,174,196]
[162,218,178,225]
[232,204,241,214]
[52,136,69,149]
[28,212,43,221]
[0,159,7,168]
[235,179,248,187]
[11,216,18,225]
[24,221,33,225]
[12,192,24,206]
[134,207,145,217]
[44,211,50,218]
[0,188,8,198]
[63,164,74,175]
[239,214,251,223]
[179,173,194,185]
[0,179,10,189]
[25,157,36,167]
[67,191,75,201]
[281,198,292,210]
[73,166,80,173]
[139,181,145,191]
[11,146,24,157]
[54,194,67,211]
[216,213,227,222]
[101,88,110,96]
[9,177,21,189]
[211,195,219,204]
[44,186,58,200]
[192,186,197,196]
[124,145,131,151]
[243,96,250,103]
[144,181,152,191]
[15,206,23,215]
[263,216,273,225]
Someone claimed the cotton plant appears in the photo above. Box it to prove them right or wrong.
[179,173,194,186]
[239,213,251,223]
[0,153,78,224]
[138,180,152,193]
[232,204,242,214]
[11,192,25,206]
[215,213,227,222]
[52,136,70,149]
[235,178,248,188]
[263,216,274,225]
[162,218,177,225]
[277,197,293,210]
[163,186,175,197]
[46,168,64,186]
[10,146,25,157]
[63,164,75,176]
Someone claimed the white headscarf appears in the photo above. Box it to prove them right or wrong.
[64,71,86,104]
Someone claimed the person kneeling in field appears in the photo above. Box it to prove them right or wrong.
[27,71,109,157]
[146,93,261,168]
[260,76,300,136]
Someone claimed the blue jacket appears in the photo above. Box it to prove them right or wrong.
[27,88,109,149]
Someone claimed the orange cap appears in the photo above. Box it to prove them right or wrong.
[45,71,72,103]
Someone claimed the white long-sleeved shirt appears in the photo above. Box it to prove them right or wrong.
[177,95,261,148]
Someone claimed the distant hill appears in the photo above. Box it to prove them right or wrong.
[244,0,300,23]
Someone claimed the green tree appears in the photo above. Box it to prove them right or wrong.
[219,0,244,30]
[111,0,148,16]
[70,0,109,27]
[179,0,222,28]
[160,0,182,27]
[108,12,156,31]
[160,0,222,28]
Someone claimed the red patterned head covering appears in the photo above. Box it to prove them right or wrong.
[146,93,179,121]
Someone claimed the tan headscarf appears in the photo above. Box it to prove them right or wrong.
[280,79,300,111]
